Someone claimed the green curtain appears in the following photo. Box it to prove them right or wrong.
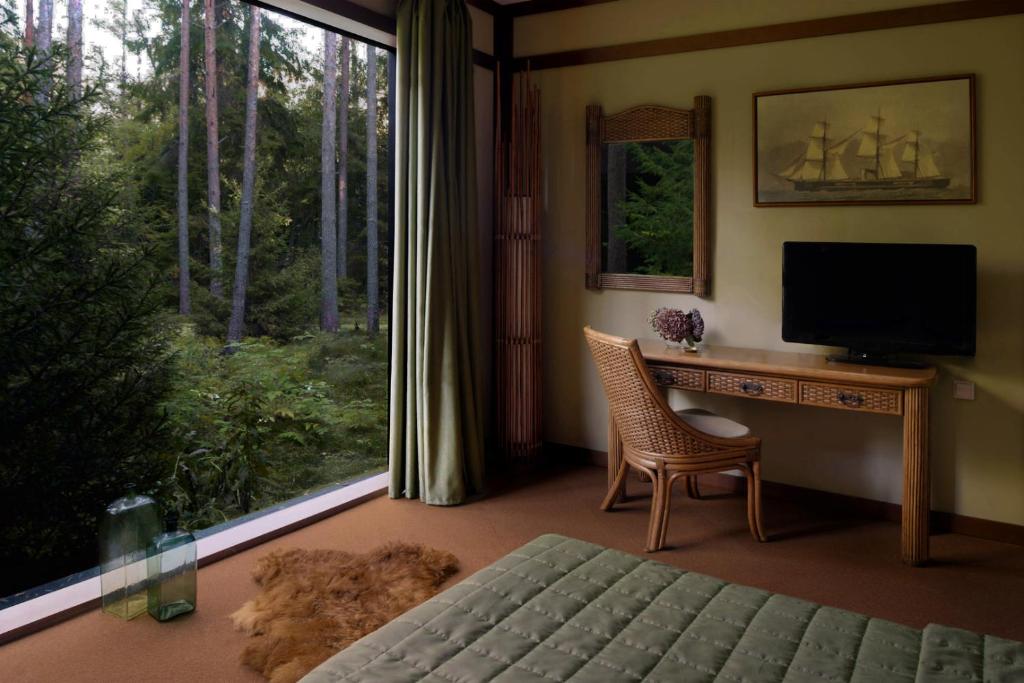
[389,0,484,505]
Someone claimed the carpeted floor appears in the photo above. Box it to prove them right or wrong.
[3,464,1024,682]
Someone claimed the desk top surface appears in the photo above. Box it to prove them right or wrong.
[638,339,938,388]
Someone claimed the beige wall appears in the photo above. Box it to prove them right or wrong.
[522,6,1024,525]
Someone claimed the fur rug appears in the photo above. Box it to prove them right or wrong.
[231,543,459,683]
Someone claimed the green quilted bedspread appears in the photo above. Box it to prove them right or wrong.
[303,534,1024,682]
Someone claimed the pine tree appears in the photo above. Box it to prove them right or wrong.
[177,0,191,314]
[227,5,260,344]
[35,0,53,101]
[365,45,378,335]
[35,0,51,54]
[24,0,35,48]
[67,0,83,100]
[336,36,349,281]
[320,31,338,332]
[203,0,223,298]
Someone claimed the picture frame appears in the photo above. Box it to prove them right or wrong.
[753,75,976,207]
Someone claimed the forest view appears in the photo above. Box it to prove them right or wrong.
[603,140,694,277]
[0,0,391,599]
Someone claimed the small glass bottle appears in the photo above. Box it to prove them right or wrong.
[99,484,161,620]
[147,511,197,622]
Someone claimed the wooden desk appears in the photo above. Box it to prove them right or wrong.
[607,341,938,565]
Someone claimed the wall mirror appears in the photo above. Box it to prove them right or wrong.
[585,98,712,295]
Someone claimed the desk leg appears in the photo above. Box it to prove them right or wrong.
[902,387,930,565]
[608,409,626,502]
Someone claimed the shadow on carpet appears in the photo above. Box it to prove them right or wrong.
[231,543,459,683]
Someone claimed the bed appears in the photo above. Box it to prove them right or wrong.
[302,534,1024,682]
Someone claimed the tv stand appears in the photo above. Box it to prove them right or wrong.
[827,350,931,370]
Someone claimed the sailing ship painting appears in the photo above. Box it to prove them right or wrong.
[755,76,975,205]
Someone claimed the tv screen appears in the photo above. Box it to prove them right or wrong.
[782,242,976,357]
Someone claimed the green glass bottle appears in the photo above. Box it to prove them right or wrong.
[100,485,161,620]
[147,511,197,622]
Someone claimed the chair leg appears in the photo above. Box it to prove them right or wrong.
[685,476,701,500]
[646,470,671,552]
[742,463,767,542]
[751,461,767,542]
[601,458,629,511]
[657,476,675,549]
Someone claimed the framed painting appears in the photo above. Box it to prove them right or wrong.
[753,75,975,206]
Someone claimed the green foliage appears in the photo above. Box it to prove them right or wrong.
[0,30,173,596]
[0,0,394,599]
[248,249,321,340]
[614,140,695,276]
[162,329,387,529]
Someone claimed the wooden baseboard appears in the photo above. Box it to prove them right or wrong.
[550,442,1024,548]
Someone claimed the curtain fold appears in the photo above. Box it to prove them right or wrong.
[389,0,484,505]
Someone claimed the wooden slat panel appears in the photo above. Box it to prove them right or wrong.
[495,70,543,459]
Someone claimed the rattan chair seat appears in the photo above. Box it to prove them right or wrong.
[675,408,751,438]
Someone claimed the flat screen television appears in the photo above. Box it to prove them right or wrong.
[782,242,976,366]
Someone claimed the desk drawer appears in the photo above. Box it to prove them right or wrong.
[648,365,705,391]
[707,371,797,403]
[800,381,902,415]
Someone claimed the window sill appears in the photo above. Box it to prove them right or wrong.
[0,471,388,644]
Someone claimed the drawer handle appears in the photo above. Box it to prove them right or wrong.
[652,370,674,385]
[837,391,865,407]
[739,380,765,396]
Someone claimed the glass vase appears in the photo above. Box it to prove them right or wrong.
[99,486,161,620]
[663,337,699,352]
[147,512,197,621]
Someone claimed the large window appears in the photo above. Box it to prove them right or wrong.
[0,0,392,602]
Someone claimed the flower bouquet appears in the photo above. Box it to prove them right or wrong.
[649,307,704,352]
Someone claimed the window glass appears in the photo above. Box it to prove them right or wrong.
[0,0,391,602]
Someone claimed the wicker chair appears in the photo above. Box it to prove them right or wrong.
[584,327,767,551]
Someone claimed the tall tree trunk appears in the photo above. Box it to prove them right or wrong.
[227,6,260,344]
[177,0,191,315]
[320,31,338,332]
[365,46,379,335]
[203,0,223,298]
[35,0,52,101]
[35,0,51,54]
[336,37,349,281]
[24,0,34,48]
[67,0,83,100]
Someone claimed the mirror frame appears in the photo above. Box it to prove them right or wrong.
[585,97,711,296]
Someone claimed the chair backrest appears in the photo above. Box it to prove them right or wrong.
[583,327,717,458]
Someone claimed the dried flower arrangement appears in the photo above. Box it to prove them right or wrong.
[649,307,704,351]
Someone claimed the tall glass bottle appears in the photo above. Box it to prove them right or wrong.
[147,511,197,621]
[99,485,161,619]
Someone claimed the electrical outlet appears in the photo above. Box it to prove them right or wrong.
[953,380,975,400]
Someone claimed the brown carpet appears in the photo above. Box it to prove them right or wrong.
[2,464,1024,682]
[231,543,458,683]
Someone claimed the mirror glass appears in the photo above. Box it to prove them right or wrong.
[601,140,694,277]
